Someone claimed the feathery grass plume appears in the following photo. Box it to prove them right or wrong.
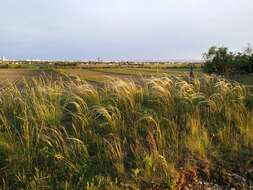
[0,75,252,189]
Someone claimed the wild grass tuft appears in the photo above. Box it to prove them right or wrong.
[0,75,252,189]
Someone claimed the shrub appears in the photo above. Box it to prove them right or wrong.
[203,45,253,75]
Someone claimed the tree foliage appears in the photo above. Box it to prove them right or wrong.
[203,45,253,75]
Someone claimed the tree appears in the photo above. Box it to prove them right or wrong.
[203,45,253,75]
[203,46,233,75]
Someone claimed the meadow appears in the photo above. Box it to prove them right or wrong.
[0,69,64,90]
[0,64,253,189]
[59,66,202,83]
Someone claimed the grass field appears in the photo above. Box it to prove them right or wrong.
[0,71,253,189]
[0,69,65,90]
[0,66,253,189]
[59,69,137,82]
[89,68,189,76]
[59,67,202,83]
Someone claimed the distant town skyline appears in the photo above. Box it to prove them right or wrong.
[1,0,253,60]
[0,55,204,62]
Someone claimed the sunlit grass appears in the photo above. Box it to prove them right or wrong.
[0,75,253,189]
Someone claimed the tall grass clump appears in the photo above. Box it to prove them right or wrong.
[0,75,253,189]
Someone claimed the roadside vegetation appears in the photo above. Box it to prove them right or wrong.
[0,75,253,189]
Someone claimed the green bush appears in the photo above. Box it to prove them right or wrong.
[203,45,253,75]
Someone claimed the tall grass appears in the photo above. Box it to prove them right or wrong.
[0,75,252,189]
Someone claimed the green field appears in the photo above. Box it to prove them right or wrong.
[59,67,202,83]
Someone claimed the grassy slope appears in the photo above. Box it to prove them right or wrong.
[0,75,253,189]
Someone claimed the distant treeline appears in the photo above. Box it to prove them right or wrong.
[203,45,253,75]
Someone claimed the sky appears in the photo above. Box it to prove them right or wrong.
[0,0,253,61]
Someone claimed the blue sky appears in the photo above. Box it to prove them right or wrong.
[1,0,253,60]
